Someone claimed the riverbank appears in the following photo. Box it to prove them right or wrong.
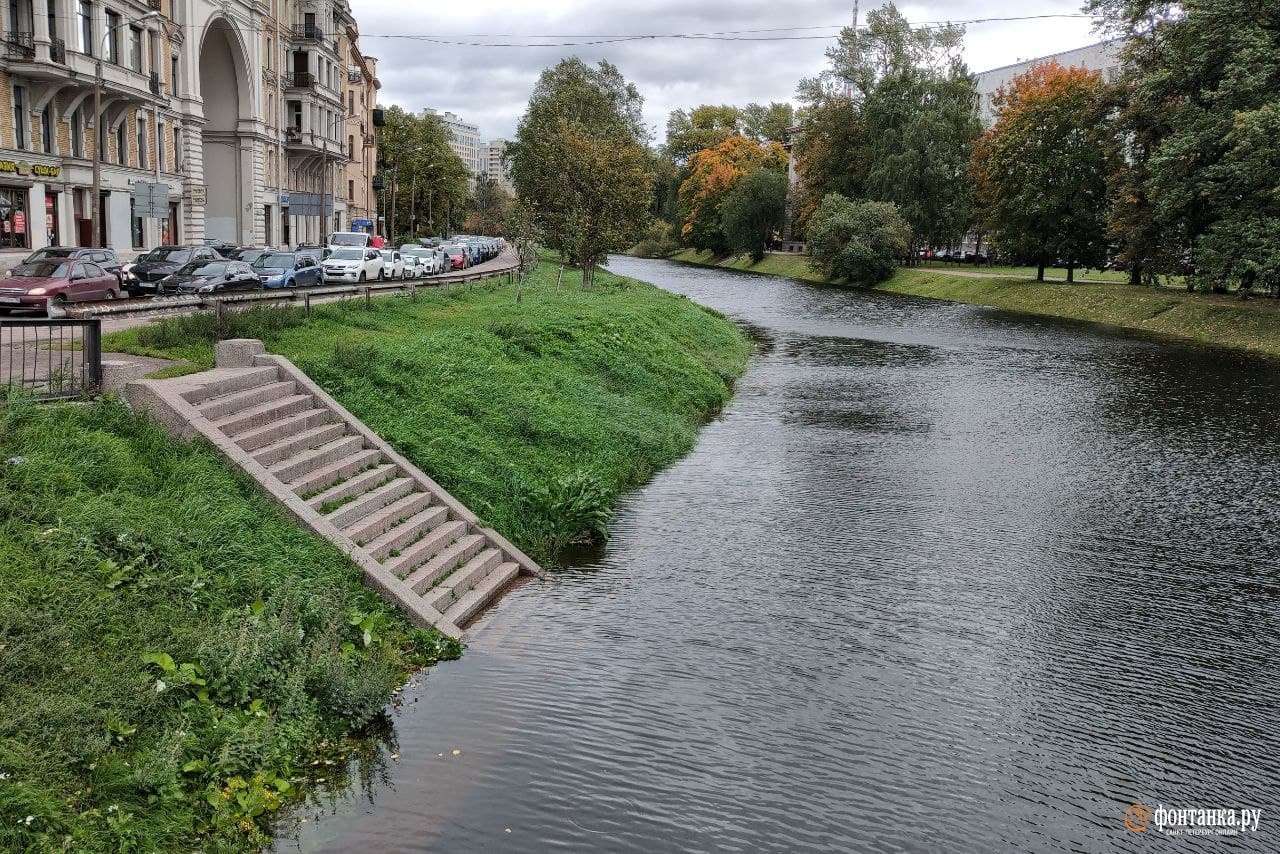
[666,249,1280,358]
[105,260,752,566]
[0,400,460,852]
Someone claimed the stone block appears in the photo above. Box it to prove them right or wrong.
[102,361,149,396]
[214,338,266,368]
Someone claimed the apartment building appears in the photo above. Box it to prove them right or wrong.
[341,45,379,236]
[974,39,1124,127]
[485,138,513,195]
[0,0,377,255]
[424,108,483,183]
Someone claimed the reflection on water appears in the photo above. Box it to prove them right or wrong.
[280,256,1280,852]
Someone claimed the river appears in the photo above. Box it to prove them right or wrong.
[281,256,1280,852]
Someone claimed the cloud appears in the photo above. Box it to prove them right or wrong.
[348,0,1103,143]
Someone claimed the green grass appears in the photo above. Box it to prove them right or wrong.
[669,249,1280,358]
[0,399,460,852]
[105,261,752,564]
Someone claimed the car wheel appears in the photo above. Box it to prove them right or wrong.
[358,272,366,282]
[377,269,384,281]
[106,289,121,300]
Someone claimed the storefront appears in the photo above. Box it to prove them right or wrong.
[0,186,29,250]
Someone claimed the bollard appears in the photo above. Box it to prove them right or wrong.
[304,292,311,319]
[364,287,372,309]
[409,282,417,302]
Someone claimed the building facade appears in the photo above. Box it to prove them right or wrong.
[485,138,513,195]
[0,0,377,257]
[341,43,378,235]
[424,108,482,183]
[973,39,1124,126]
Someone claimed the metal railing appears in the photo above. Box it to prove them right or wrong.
[3,30,33,59]
[283,71,315,89]
[1,318,103,401]
[50,36,66,63]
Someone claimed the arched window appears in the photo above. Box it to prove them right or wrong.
[348,134,354,160]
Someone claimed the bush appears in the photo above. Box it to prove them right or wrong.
[807,194,911,285]
[720,167,788,262]
[631,220,682,259]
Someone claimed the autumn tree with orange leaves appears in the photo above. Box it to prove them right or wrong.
[971,61,1118,281]
[677,135,788,254]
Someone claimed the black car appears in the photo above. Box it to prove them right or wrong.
[125,245,225,296]
[227,247,273,265]
[17,247,122,281]
[160,260,261,295]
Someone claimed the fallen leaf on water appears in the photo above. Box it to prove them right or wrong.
[505,828,512,833]
[389,753,399,760]
[451,749,461,756]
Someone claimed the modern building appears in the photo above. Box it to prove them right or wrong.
[485,138,513,195]
[973,39,1125,126]
[0,0,378,258]
[425,108,483,183]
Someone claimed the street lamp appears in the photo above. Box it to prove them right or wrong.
[411,158,434,237]
[90,10,163,249]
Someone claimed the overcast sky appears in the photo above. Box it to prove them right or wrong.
[348,0,1102,144]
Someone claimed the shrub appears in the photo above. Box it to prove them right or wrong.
[807,194,911,285]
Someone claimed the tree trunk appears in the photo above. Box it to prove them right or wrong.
[1067,260,1075,283]
[1129,262,1142,286]
[556,265,564,292]
[1036,260,1046,282]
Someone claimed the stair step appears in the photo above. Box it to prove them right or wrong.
[214,394,315,437]
[325,477,416,528]
[288,449,384,496]
[440,562,521,628]
[368,507,454,563]
[402,533,486,592]
[269,436,366,483]
[422,548,502,613]
[343,491,433,546]
[252,422,349,467]
[306,463,399,511]
[181,367,280,405]
[236,408,333,452]
[198,381,297,421]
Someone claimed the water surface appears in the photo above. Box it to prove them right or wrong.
[282,257,1280,852]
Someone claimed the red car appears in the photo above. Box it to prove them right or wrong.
[0,259,123,312]
[444,247,469,270]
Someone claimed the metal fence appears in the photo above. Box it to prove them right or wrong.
[0,318,103,401]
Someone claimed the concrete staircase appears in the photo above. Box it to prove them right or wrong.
[124,339,542,639]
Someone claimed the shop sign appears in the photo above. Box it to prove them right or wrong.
[189,185,207,205]
[0,159,61,178]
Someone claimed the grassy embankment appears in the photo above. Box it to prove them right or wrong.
[106,260,751,562]
[668,248,1280,357]
[3,261,749,852]
[0,400,461,852]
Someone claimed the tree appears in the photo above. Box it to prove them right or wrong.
[1088,0,1280,287]
[378,107,469,241]
[741,102,795,144]
[465,176,513,236]
[663,104,743,165]
[507,59,654,288]
[677,135,788,253]
[793,4,979,248]
[971,61,1117,281]
[807,194,911,284]
[720,167,789,261]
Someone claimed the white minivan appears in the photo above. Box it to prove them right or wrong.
[327,231,372,251]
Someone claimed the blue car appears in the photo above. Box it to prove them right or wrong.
[251,250,322,289]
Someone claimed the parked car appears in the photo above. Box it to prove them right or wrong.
[124,245,224,296]
[322,247,384,283]
[442,245,469,270]
[227,247,272,265]
[0,259,122,311]
[398,249,427,279]
[200,239,238,258]
[17,247,122,282]
[160,260,261,295]
[327,231,373,251]
[380,250,405,281]
[252,251,322,289]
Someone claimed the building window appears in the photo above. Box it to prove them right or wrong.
[115,122,126,166]
[348,91,354,115]
[130,197,143,248]
[173,125,182,171]
[71,108,84,157]
[79,1,93,56]
[104,10,120,63]
[0,187,30,249]
[41,103,54,154]
[348,134,354,159]
[137,116,147,170]
[12,85,28,150]
[348,179,354,200]
[171,55,179,94]
[157,122,165,171]
[128,26,142,72]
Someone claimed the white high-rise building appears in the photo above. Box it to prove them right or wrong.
[973,40,1125,127]
[424,108,483,182]
[485,139,514,195]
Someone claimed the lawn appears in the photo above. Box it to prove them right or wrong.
[0,399,459,852]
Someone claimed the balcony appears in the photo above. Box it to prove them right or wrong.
[284,71,315,90]
[283,126,344,159]
[50,37,65,64]
[3,30,33,60]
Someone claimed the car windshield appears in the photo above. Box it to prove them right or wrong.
[26,248,74,262]
[13,261,71,278]
[380,251,396,261]
[329,248,363,260]
[329,233,367,247]
[176,262,228,277]
[144,248,192,264]
[253,253,296,269]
